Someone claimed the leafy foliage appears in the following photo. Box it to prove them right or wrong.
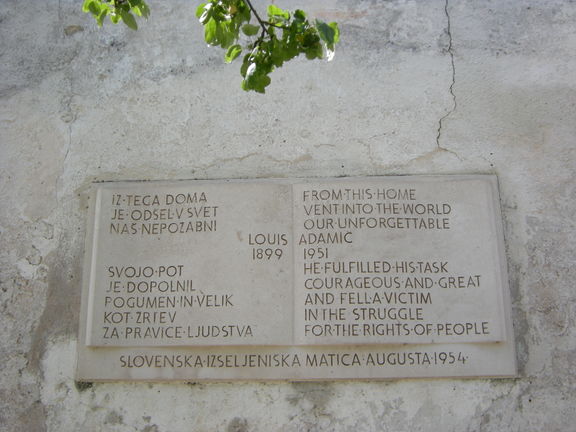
[83,0,150,29]
[197,1,339,92]
[83,0,339,93]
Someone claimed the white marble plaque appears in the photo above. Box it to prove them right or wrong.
[77,176,516,381]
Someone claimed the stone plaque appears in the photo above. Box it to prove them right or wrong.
[76,176,516,381]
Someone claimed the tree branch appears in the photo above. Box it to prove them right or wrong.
[244,0,271,36]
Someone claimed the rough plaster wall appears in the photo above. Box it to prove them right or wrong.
[0,0,575,430]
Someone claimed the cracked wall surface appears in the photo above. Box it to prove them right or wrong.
[1,0,575,430]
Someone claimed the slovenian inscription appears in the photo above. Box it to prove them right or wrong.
[86,182,294,346]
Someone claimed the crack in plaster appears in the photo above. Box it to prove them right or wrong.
[56,78,75,203]
[435,0,461,161]
[59,0,71,174]
[200,152,261,170]
[367,133,388,141]
[470,382,524,432]
[384,147,444,172]
[359,140,378,169]
[200,152,312,171]
[56,0,82,201]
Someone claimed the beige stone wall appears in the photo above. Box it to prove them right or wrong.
[1,0,575,430]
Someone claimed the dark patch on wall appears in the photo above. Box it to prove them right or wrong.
[16,400,47,432]
[227,417,249,432]
[27,234,83,373]
[74,381,93,392]
[105,410,124,425]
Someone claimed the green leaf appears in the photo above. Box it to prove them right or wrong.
[196,3,207,18]
[216,21,236,49]
[270,39,286,67]
[253,74,271,93]
[293,9,306,21]
[316,19,335,46]
[305,43,323,60]
[82,0,94,13]
[116,2,130,13]
[302,29,320,48]
[96,8,108,26]
[240,55,249,77]
[237,2,251,23]
[241,23,259,36]
[267,5,290,20]
[198,2,217,25]
[204,18,217,44]
[120,11,138,30]
[329,22,340,43]
[88,1,101,17]
[225,44,242,63]
[242,70,271,93]
[315,20,339,60]
[139,3,150,19]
